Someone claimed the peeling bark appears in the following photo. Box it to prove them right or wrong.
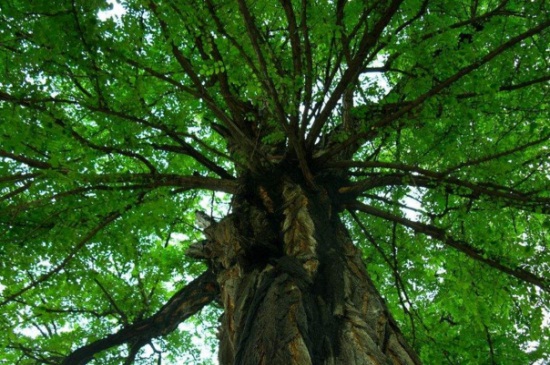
[199,174,421,365]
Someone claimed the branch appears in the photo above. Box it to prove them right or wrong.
[306,0,404,149]
[0,173,41,184]
[443,133,550,174]
[456,75,550,99]
[236,0,286,124]
[147,1,253,148]
[317,19,550,162]
[0,181,34,203]
[80,173,238,194]
[204,0,262,81]
[234,0,314,184]
[299,0,313,128]
[279,0,302,79]
[93,277,129,325]
[61,270,219,365]
[380,1,513,72]
[326,127,550,181]
[53,119,157,174]
[339,169,550,215]
[1,87,235,176]
[151,143,233,180]
[0,149,53,170]
[347,201,549,292]
[0,204,132,306]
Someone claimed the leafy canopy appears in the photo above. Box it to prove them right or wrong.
[0,0,549,363]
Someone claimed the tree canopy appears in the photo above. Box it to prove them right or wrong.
[0,0,549,363]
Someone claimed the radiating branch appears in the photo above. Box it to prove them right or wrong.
[80,173,238,194]
[151,143,233,180]
[337,164,550,214]
[318,19,550,162]
[347,201,549,292]
[147,0,253,149]
[306,0,404,149]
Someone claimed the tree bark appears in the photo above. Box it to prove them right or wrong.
[197,173,421,365]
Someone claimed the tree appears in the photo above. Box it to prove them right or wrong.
[0,0,549,363]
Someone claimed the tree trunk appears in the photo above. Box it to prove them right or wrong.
[195,173,421,365]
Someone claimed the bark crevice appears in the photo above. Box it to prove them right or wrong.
[197,176,421,364]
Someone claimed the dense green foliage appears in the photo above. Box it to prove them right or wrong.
[0,0,549,363]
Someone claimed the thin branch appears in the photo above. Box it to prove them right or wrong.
[236,0,286,125]
[381,1,513,71]
[394,0,429,35]
[53,118,157,174]
[485,325,496,365]
[339,170,550,214]
[80,173,238,194]
[0,149,53,170]
[147,1,252,148]
[326,128,550,181]
[0,201,136,306]
[0,181,34,203]
[280,0,302,79]
[204,0,262,81]
[177,129,244,169]
[347,201,549,292]
[279,0,303,131]
[299,0,313,128]
[93,277,129,325]
[350,210,418,346]
[456,75,550,99]
[0,173,41,183]
[1,87,224,176]
[443,133,550,174]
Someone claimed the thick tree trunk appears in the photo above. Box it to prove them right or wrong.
[195,174,421,365]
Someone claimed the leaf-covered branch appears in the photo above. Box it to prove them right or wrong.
[306,0,404,149]
[339,168,550,215]
[80,173,238,193]
[318,19,550,162]
[0,203,134,306]
[348,201,549,291]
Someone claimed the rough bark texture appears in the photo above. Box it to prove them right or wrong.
[192,170,421,365]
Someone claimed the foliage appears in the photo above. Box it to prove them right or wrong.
[0,0,549,363]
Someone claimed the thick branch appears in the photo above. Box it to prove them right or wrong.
[61,270,219,365]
